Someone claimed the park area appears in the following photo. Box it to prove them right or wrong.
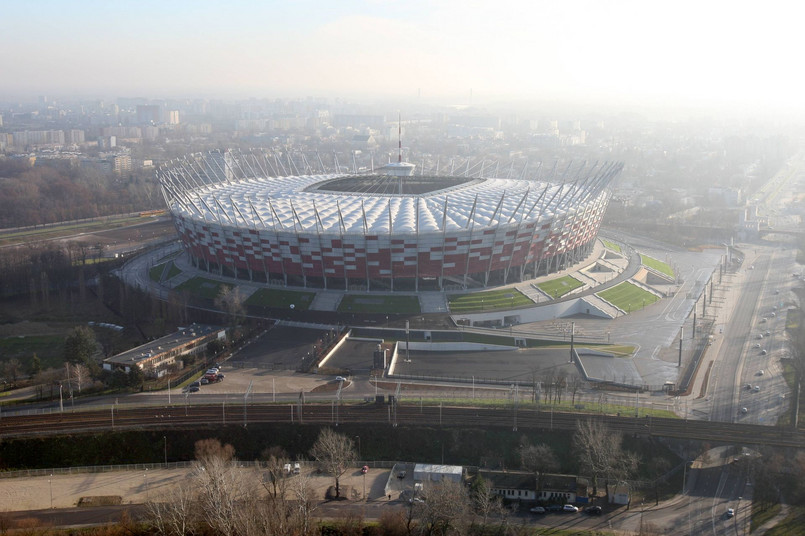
[596,281,660,312]
[447,288,532,313]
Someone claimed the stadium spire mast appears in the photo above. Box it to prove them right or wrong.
[381,112,416,188]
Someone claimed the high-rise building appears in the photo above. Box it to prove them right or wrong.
[136,104,161,125]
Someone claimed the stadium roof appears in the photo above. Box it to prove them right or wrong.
[165,172,612,235]
[159,151,623,236]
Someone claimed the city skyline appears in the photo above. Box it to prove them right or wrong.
[3,0,805,117]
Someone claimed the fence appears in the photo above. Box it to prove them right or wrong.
[0,459,405,480]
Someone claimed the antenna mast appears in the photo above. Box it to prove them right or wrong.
[398,112,403,194]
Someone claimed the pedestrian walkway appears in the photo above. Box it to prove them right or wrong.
[419,292,448,313]
[310,291,343,312]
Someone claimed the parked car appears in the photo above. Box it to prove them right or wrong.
[188,386,199,393]
[335,376,346,382]
[545,504,563,512]
[753,385,760,392]
[361,465,369,474]
[741,407,748,414]
[760,349,767,355]
[586,505,602,515]
[529,506,546,514]
[397,470,406,479]
[563,504,579,513]
[189,381,200,388]
[726,507,735,518]
[200,378,209,385]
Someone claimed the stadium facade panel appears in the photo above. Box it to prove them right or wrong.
[159,150,622,291]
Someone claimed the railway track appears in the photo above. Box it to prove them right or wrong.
[2,403,801,448]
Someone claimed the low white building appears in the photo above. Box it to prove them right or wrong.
[414,464,463,483]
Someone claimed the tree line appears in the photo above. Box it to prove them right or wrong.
[0,158,160,229]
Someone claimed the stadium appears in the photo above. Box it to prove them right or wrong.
[158,150,623,292]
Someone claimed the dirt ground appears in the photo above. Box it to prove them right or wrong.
[0,465,394,512]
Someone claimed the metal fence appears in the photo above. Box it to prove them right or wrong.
[0,459,404,480]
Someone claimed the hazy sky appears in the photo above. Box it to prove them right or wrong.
[4,0,804,112]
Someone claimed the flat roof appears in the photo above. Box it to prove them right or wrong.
[104,323,223,367]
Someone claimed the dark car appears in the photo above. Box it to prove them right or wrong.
[586,506,602,515]
[188,386,200,393]
[397,470,406,479]
[545,504,563,512]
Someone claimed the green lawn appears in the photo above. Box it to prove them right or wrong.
[175,277,234,300]
[640,254,674,278]
[602,239,621,253]
[0,335,66,369]
[763,505,805,535]
[448,288,533,313]
[537,275,584,299]
[148,262,182,282]
[597,281,661,312]
[337,294,421,314]
[245,288,316,311]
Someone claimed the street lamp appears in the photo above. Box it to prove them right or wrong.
[49,474,53,508]
[354,436,361,460]
[163,436,167,467]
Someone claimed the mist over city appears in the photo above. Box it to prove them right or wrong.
[1,1,805,535]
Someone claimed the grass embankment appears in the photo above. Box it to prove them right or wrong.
[175,277,234,300]
[394,398,676,419]
[763,506,805,535]
[640,254,674,278]
[536,275,584,299]
[602,239,622,253]
[245,288,316,311]
[148,262,181,282]
[448,288,532,313]
[751,503,782,532]
[337,294,421,314]
[0,215,146,247]
[0,335,65,369]
[597,281,661,312]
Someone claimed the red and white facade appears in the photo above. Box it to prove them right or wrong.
[159,151,622,291]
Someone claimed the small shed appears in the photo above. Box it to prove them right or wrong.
[608,482,630,505]
[414,464,463,483]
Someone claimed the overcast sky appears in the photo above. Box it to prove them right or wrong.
[4,0,804,114]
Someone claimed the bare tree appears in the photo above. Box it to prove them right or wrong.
[519,442,559,495]
[3,358,21,383]
[415,480,470,536]
[192,439,244,536]
[260,446,290,500]
[288,472,318,535]
[309,428,357,499]
[470,474,505,528]
[554,372,566,404]
[215,285,244,327]
[146,483,198,536]
[569,376,584,405]
[573,419,639,497]
[68,362,90,393]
